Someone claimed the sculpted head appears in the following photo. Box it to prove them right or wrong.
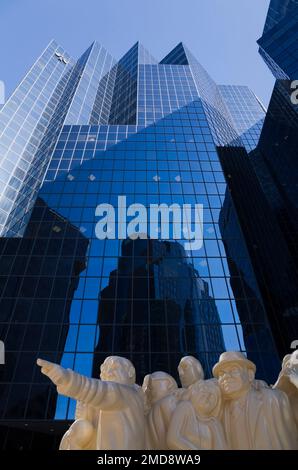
[213,352,256,400]
[178,356,204,388]
[190,379,222,418]
[142,372,177,405]
[100,356,136,385]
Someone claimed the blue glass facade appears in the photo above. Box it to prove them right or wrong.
[258,0,298,79]
[0,41,289,448]
[218,85,266,152]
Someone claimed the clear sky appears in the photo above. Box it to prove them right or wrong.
[0,0,274,106]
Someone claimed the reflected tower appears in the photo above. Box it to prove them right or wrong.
[93,238,225,382]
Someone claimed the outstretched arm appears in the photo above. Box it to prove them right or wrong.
[37,358,129,409]
[37,358,72,394]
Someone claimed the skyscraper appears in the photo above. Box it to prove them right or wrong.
[243,80,298,360]
[0,41,285,448]
[257,0,298,79]
[94,237,225,383]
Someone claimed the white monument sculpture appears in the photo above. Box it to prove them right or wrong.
[37,356,145,450]
[142,371,178,450]
[178,356,205,389]
[274,350,298,429]
[176,355,205,402]
[212,351,297,450]
[37,351,298,450]
[167,379,228,450]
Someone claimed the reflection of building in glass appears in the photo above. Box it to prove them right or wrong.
[94,238,225,382]
[218,142,298,367]
[248,80,298,358]
[219,189,281,379]
[257,0,298,79]
[0,198,88,442]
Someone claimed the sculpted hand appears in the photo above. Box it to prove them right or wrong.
[37,358,69,387]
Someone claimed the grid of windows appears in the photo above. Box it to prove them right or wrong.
[258,0,298,79]
[181,45,242,148]
[0,41,107,237]
[138,65,198,126]
[0,101,280,424]
[262,0,298,34]
[218,85,266,152]
[108,43,139,124]
[0,41,74,236]
[44,124,140,181]
[64,42,116,125]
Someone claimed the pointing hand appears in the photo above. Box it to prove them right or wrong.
[37,358,68,386]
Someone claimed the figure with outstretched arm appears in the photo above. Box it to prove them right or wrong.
[37,356,145,450]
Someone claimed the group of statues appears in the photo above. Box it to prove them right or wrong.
[37,350,298,450]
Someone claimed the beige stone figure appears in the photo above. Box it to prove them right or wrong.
[274,350,298,430]
[167,379,227,450]
[143,371,178,450]
[177,356,205,402]
[142,374,152,416]
[178,355,205,389]
[59,401,97,450]
[213,351,297,450]
[37,356,145,450]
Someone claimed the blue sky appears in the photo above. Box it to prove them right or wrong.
[1,0,274,106]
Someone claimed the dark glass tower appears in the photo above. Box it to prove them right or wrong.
[246,80,298,358]
[257,0,298,79]
[0,40,288,449]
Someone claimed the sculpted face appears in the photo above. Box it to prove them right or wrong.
[217,363,253,399]
[191,381,219,417]
[178,356,204,388]
[145,372,177,404]
[100,357,135,384]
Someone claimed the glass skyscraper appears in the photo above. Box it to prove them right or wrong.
[0,40,290,449]
[245,80,298,360]
[257,0,298,79]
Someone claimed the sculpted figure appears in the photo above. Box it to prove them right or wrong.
[59,400,97,450]
[143,372,178,450]
[178,356,204,389]
[167,379,228,450]
[37,356,145,450]
[142,374,152,416]
[177,356,205,401]
[274,351,298,429]
[213,351,297,450]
